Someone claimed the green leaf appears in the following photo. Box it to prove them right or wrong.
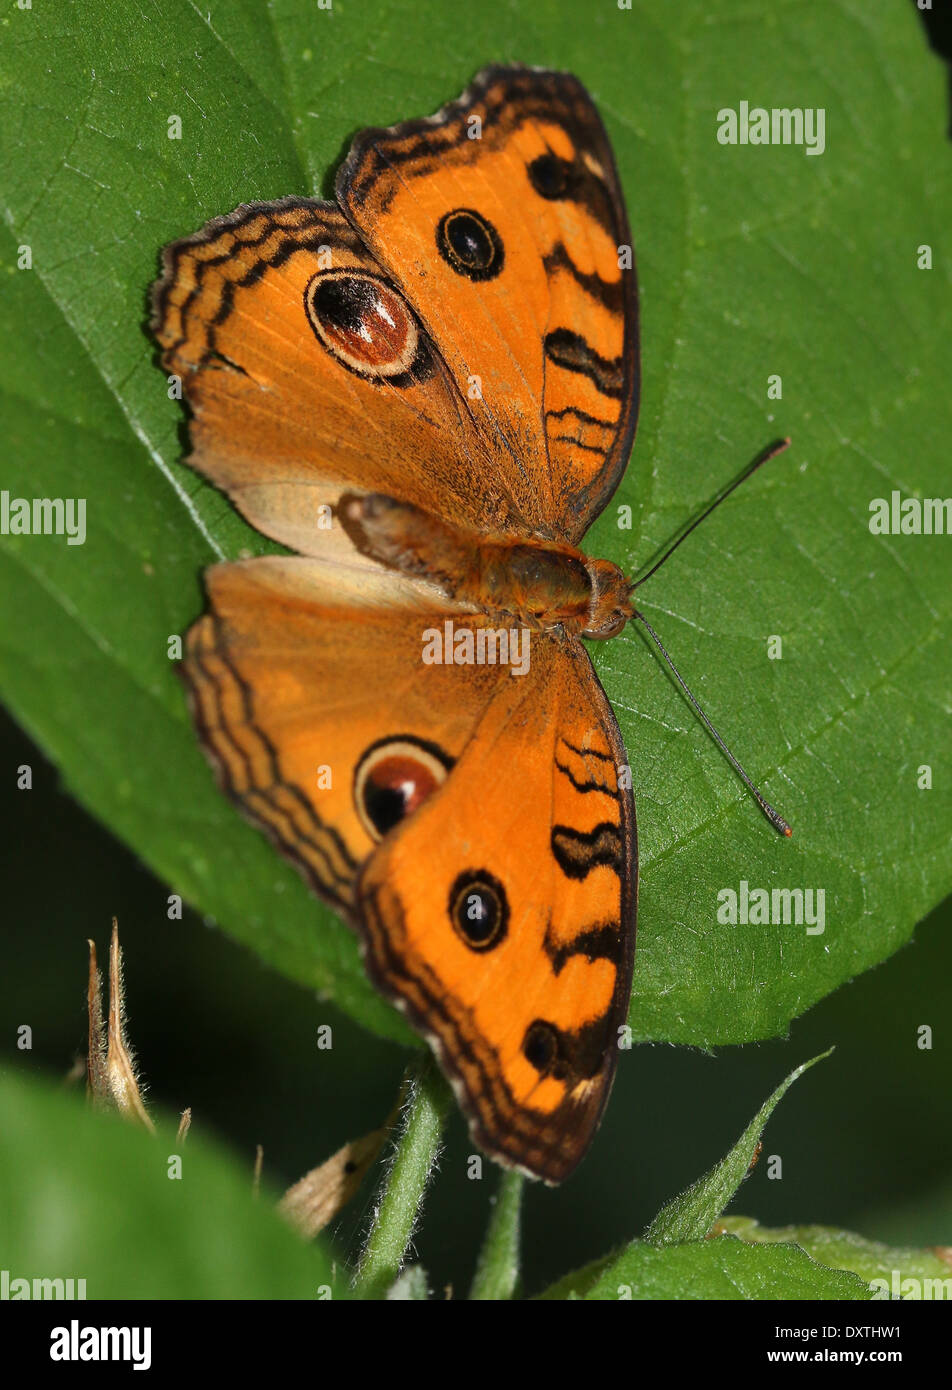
[1,0,949,1046]
[646,1050,831,1244]
[0,1067,341,1299]
[719,1218,952,1300]
[540,1237,872,1301]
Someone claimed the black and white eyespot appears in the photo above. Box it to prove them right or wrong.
[448,869,508,951]
[305,269,426,381]
[435,208,504,281]
[354,736,452,841]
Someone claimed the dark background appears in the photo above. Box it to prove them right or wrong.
[2,0,951,1299]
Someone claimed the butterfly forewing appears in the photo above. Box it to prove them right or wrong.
[337,65,640,541]
[152,199,512,550]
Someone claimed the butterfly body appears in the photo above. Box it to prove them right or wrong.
[339,492,634,637]
[154,65,642,1183]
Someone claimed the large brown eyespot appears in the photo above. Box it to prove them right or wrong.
[305,270,423,380]
[354,736,452,841]
[449,870,508,952]
[436,209,504,281]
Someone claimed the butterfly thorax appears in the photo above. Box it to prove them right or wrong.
[339,492,634,638]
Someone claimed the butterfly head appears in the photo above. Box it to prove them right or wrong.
[582,557,635,640]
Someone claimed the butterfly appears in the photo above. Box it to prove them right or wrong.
[152,65,785,1184]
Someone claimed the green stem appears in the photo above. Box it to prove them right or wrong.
[353,1054,451,1300]
[469,1168,524,1300]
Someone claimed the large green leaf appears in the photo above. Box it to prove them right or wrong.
[0,1069,340,1299]
[0,0,949,1047]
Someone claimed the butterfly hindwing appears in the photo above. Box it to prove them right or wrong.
[183,556,635,1182]
[182,555,496,911]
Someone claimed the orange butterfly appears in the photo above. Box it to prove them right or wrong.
[152,66,786,1183]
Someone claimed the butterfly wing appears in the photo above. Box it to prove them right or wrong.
[182,554,494,910]
[183,555,635,1182]
[153,67,638,551]
[152,199,527,550]
[337,64,640,542]
[357,636,636,1183]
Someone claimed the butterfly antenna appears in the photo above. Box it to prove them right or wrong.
[633,610,792,836]
[631,437,791,591]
